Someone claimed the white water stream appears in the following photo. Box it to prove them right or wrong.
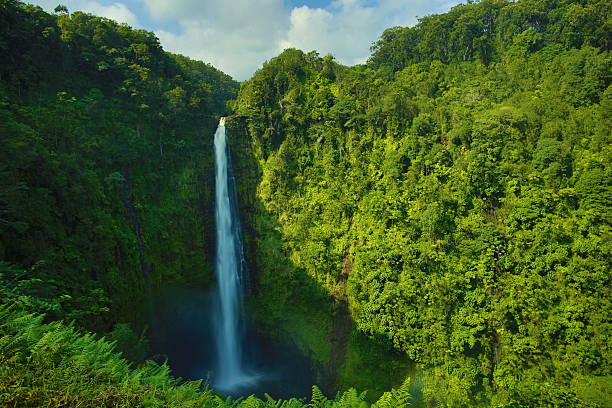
[213,117,254,391]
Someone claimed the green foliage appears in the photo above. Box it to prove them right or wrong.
[0,306,415,407]
[1,0,610,406]
[0,0,238,331]
[369,0,611,70]
[106,322,149,363]
[53,4,67,14]
[231,1,611,406]
[0,306,212,407]
[371,378,412,408]
[309,385,328,407]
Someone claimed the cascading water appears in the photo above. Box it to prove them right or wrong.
[148,118,316,399]
[213,117,253,391]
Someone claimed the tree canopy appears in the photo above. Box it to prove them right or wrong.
[231,0,611,406]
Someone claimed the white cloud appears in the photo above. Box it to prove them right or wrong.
[280,0,456,67]
[137,0,290,80]
[83,1,140,26]
[281,2,380,65]
[144,0,460,80]
[28,0,462,80]
[279,7,333,57]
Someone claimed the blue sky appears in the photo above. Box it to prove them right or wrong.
[29,0,462,80]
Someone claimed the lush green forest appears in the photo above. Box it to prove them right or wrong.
[230,0,611,406]
[0,0,243,380]
[0,305,414,407]
[0,0,237,336]
[0,0,610,407]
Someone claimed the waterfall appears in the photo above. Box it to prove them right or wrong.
[213,117,253,391]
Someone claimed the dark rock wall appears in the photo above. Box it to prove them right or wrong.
[225,117,261,291]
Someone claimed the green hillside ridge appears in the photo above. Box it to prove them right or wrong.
[230,0,611,406]
[0,0,610,406]
[1,0,237,334]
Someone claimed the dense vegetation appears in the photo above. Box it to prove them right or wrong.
[0,306,414,408]
[1,0,610,406]
[230,0,611,406]
[0,0,237,337]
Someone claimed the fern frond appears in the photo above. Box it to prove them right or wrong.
[373,377,412,408]
[309,385,328,408]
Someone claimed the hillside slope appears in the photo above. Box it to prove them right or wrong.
[231,0,611,406]
[0,0,237,334]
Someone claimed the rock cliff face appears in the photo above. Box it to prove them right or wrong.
[224,117,261,290]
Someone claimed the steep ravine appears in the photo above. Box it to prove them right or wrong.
[224,116,414,400]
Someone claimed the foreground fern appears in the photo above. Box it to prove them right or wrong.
[0,306,212,407]
[0,306,412,407]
